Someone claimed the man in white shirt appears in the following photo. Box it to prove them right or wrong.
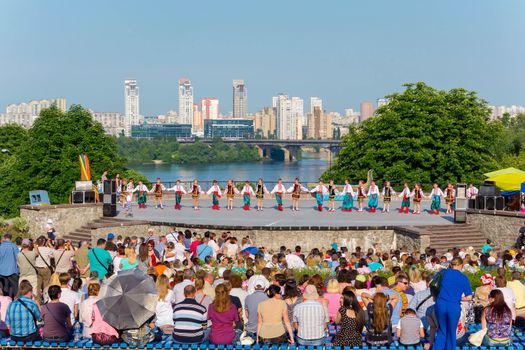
[173,269,194,304]
[247,268,271,295]
[173,234,187,262]
[58,273,80,324]
[285,250,305,269]
[207,232,220,258]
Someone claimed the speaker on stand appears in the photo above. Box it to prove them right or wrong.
[454,183,467,223]
[103,179,118,217]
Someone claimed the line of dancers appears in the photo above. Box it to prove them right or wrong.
[115,177,476,217]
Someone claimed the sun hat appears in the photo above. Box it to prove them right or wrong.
[303,285,320,300]
[480,273,494,286]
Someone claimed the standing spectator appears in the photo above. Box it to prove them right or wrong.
[5,280,41,342]
[155,275,175,334]
[324,279,341,321]
[0,233,19,298]
[146,241,159,267]
[172,285,207,344]
[58,273,80,324]
[79,283,100,337]
[433,257,472,350]
[333,290,366,347]
[244,283,268,339]
[75,241,91,282]
[112,246,125,273]
[196,237,213,261]
[293,285,328,346]
[396,308,425,346]
[173,234,186,262]
[481,289,513,346]
[34,236,53,301]
[507,271,525,310]
[17,239,38,296]
[120,248,138,271]
[207,283,239,345]
[52,239,75,274]
[88,239,113,281]
[41,285,72,342]
[173,269,194,304]
[257,285,294,344]
[365,292,393,346]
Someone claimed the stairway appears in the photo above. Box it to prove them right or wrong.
[62,217,149,244]
[417,224,486,253]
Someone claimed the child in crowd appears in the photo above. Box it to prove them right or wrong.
[396,308,425,346]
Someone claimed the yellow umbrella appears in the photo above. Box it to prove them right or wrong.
[484,167,525,191]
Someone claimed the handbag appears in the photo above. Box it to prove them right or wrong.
[468,328,487,347]
[430,269,445,298]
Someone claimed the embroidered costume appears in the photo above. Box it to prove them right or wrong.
[133,183,148,209]
[367,185,380,212]
[311,184,328,211]
[207,184,222,210]
[271,183,286,211]
[430,187,445,214]
[241,184,255,211]
[399,187,411,214]
[341,184,354,212]
[170,184,187,210]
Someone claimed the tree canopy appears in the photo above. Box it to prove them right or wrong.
[323,82,505,186]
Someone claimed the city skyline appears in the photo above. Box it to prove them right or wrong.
[1,1,523,116]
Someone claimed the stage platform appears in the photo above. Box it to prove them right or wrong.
[116,198,454,228]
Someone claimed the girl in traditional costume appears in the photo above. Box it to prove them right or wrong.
[133,180,149,209]
[367,180,380,213]
[411,183,424,215]
[255,178,270,211]
[429,183,445,215]
[125,179,135,217]
[398,183,411,214]
[341,179,354,212]
[241,181,255,211]
[356,180,366,212]
[207,180,222,210]
[327,180,339,212]
[444,183,455,214]
[270,178,286,211]
[225,179,239,210]
[381,181,396,213]
[150,178,166,209]
[287,177,308,211]
[169,180,187,210]
[310,180,328,212]
[190,180,203,210]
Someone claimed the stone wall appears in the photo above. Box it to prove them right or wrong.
[20,204,103,239]
[467,210,524,248]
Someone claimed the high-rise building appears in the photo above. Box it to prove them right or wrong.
[201,97,219,120]
[193,104,203,133]
[360,101,375,122]
[310,97,323,114]
[275,95,303,140]
[178,78,194,130]
[254,107,276,138]
[124,79,140,137]
[91,111,125,136]
[307,106,333,139]
[232,80,248,118]
[1,99,66,128]
[51,98,67,112]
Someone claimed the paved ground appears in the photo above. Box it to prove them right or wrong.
[117,198,454,227]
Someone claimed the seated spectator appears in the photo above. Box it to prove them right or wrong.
[293,285,328,346]
[5,280,41,342]
[244,282,268,340]
[91,302,119,345]
[409,267,426,293]
[257,285,294,344]
[58,272,80,324]
[79,283,100,337]
[155,275,175,334]
[41,285,72,342]
[0,286,12,324]
[481,289,513,346]
[207,283,239,345]
[396,308,425,346]
[283,279,303,324]
[173,285,207,344]
[507,271,525,311]
[333,290,365,347]
[365,292,393,346]
[324,279,341,321]
[407,274,434,329]
[194,278,213,310]
[495,272,516,321]
[475,273,494,308]
[173,269,194,304]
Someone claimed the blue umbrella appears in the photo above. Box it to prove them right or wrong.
[241,246,258,255]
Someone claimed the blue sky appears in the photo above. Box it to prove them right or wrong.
[1,0,524,115]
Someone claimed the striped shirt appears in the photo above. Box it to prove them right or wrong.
[293,300,328,340]
[172,298,207,344]
[5,296,41,337]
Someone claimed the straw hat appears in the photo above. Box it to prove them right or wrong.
[303,285,320,300]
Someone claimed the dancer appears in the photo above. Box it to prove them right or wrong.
[115,174,122,206]
[467,183,479,199]
[411,183,424,214]
[310,180,328,211]
[119,178,127,208]
[169,180,187,210]
[225,179,239,210]
[327,180,340,212]
[367,180,380,213]
[429,183,445,215]
[399,182,411,214]
[133,180,149,209]
[356,180,366,212]
[190,180,203,210]
[381,181,396,213]
[270,178,286,211]
[255,178,270,211]
[150,178,166,209]
[444,183,455,214]
[341,179,354,212]
[207,180,222,210]
[124,179,135,217]
[241,181,255,211]
[287,177,308,211]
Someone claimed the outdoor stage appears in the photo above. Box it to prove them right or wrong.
[116,198,454,228]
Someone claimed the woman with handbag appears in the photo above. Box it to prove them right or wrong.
[480,289,513,346]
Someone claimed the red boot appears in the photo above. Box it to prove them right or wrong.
[349,208,352,212]
[430,209,434,215]
[278,204,283,211]
[405,207,409,214]
[318,205,323,211]
[436,210,440,215]
[243,205,250,211]
[399,207,404,213]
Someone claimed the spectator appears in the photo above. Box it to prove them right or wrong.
[172,285,207,344]
[506,271,525,310]
[0,286,12,324]
[362,276,400,326]
[391,273,410,316]
[155,275,175,334]
[146,241,159,267]
[52,239,75,274]
[257,285,294,344]
[207,283,239,345]
[425,303,468,350]
[474,273,494,308]
[41,285,72,342]
[244,282,268,339]
[482,239,493,254]
[495,271,516,321]
[333,290,365,347]
[203,272,216,299]
[196,237,213,261]
[88,238,113,281]
[79,283,100,337]
[120,248,138,271]
[58,272,80,324]
[34,236,53,301]
[17,239,38,296]
[229,274,248,321]
[113,246,125,273]
[0,233,19,298]
[409,267,426,293]
[75,241,91,282]
[247,268,271,294]
[173,269,194,304]
[407,274,434,329]
[396,308,425,346]
[365,292,392,346]
[324,279,341,321]
[293,285,328,346]
[5,280,41,342]
[91,302,119,345]
[283,278,303,323]
[481,289,512,346]
[433,257,473,350]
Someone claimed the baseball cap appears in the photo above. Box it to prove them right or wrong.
[107,233,115,240]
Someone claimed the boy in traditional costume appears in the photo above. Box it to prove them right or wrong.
[398,183,411,214]
[356,180,366,212]
[327,180,340,212]
[169,180,187,210]
[411,183,424,215]
[133,180,149,209]
[207,180,222,210]
[381,181,396,213]
[190,180,203,210]
[225,179,239,211]
[241,181,255,211]
[429,183,445,215]
[444,183,455,214]
[150,178,166,209]
[287,177,309,211]
[255,178,270,211]
[341,179,354,212]
[310,180,328,212]
[270,178,286,211]
[367,180,380,213]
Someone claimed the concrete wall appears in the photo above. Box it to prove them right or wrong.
[467,210,524,248]
[20,204,103,239]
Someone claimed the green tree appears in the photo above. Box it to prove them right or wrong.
[0,124,29,163]
[323,82,504,186]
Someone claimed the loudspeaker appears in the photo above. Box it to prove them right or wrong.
[454,210,467,223]
[496,196,504,210]
[103,193,117,205]
[103,204,117,217]
[476,196,485,210]
[103,180,117,194]
[455,198,468,211]
[485,196,496,210]
[468,198,476,209]
[84,190,96,203]
[72,191,84,204]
